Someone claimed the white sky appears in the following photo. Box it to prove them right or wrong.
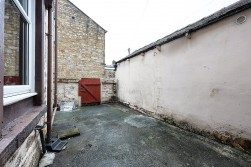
[70,0,239,64]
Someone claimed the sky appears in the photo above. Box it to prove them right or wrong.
[70,0,239,65]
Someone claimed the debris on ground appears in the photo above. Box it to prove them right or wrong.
[39,152,55,167]
[58,127,80,139]
[59,101,76,111]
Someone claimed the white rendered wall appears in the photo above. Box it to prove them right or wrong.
[116,10,251,142]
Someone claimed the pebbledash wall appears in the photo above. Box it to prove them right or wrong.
[57,0,115,104]
[116,1,251,154]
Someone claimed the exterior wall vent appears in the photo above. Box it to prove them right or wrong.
[236,16,246,24]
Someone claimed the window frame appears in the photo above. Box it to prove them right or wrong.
[3,0,36,103]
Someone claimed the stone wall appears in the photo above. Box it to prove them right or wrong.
[58,81,78,102]
[4,114,47,167]
[58,0,105,79]
[4,0,20,77]
[57,0,107,104]
[57,69,117,105]
[101,69,116,103]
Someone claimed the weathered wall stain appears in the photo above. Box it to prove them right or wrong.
[210,88,220,97]
[119,101,251,154]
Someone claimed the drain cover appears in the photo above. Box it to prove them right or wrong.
[46,138,68,152]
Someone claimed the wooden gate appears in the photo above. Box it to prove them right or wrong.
[78,78,101,105]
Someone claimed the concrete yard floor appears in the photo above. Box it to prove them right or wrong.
[50,104,251,167]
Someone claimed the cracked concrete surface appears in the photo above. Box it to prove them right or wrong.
[50,104,251,167]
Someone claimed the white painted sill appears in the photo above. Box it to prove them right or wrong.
[3,92,37,106]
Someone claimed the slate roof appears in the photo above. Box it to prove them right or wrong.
[116,0,251,63]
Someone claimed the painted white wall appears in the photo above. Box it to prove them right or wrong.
[116,10,251,140]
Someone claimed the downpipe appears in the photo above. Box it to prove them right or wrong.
[46,2,53,143]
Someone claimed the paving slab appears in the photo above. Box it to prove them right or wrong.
[50,104,251,167]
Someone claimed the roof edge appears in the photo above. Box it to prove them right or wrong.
[116,0,251,63]
[67,0,107,33]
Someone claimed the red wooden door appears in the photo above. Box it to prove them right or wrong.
[78,78,101,105]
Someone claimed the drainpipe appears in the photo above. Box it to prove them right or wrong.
[53,0,58,109]
[0,0,4,139]
[46,1,53,143]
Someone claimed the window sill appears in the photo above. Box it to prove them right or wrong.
[3,92,37,106]
[0,104,47,166]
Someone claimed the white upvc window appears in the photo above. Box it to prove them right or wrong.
[3,0,36,105]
